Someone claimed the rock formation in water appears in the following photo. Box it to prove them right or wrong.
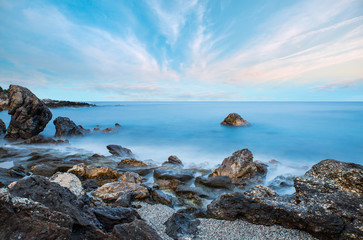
[53,116,88,138]
[221,113,250,126]
[5,85,52,140]
[42,98,96,108]
[207,159,363,240]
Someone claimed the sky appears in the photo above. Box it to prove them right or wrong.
[0,0,362,101]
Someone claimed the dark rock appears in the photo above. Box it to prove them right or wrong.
[221,113,249,126]
[42,98,96,108]
[195,175,233,189]
[107,145,133,157]
[207,159,363,240]
[163,155,183,168]
[0,167,23,187]
[92,207,141,232]
[5,85,52,140]
[151,189,174,206]
[17,135,69,144]
[154,169,194,182]
[118,158,148,167]
[164,213,200,240]
[0,118,6,135]
[210,149,267,184]
[0,188,72,239]
[177,207,207,218]
[112,219,162,240]
[175,185,209,206]
[53,116,87,138]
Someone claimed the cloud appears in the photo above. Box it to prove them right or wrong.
[310,79,363,91]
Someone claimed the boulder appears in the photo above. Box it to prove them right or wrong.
[221,113,249,126]
[93,181,149,202]
[112,219,162,240]
[118,158,148,167]
[53,116,86,138]
[50,172,84,197]
[5,85,52,140]
[154,169,194,182]
[107,144,133,157]
[162,155,183,168]
[195,176,233,189]
[207,159,363,240]
[0,118,6,135]
[67,163,120,181]
[210,149,267,184]
[164,213,200,240]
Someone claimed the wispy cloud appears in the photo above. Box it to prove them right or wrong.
[310,79,363,91]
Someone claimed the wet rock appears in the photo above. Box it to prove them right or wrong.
[0,167,23,187]
[175,185,208,206]
[67,163,120,181]
[195,175,233,189]
[42,98,96,108]
[5,85,52,140]
[50,172,84,197]
[18,135,69,144]
[112,219,162,240]
[221,113,250,126]
[268,174,294,190]
[177,207,207,218]
[29,163,58,177]
[207,159,363,240]
[154,169,194,182]
[0,118,6,135]
[54,116,87,138]
[210,149,267,184]
[92,206,141,232]
[164,213,200,240]
[107,144,133,157]
[93,181,150,202]
[120,172,142,184]
[162,155,183,168]
[151,189,175,207]
[154,179,182,191]
[0,188,72,239]
[118,158,148,167]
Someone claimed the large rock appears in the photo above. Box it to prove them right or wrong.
[53,116,87,138]
[93,181,150,202]
[50,172,84,197]
[207,159,363,240]
[112,219,162,240]
[164,213,200,240]
[0,188,72,240]
[210,149,267,184]
[162,155,183,168]
[0,118,6,135]
[221,113,249,126]
[5,85,52,140]
[195,175,233,189]
[154,169,194,182]
[107,144,133,157]
[67,163,120,181]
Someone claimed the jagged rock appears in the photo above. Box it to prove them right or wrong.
[112,219,162,240]
[154,169,194,182]
[93,181,149,202]
[42,99,96,108]
[164,213,200,240]
[120,172,142,184]
[221,113,249,126]
[118,158,148,167]
[0,188,72,239]
[107,145,133,157]
[53,116,87,138]
[206,159,363,240]
[195,176,233,189]
[0,118,6,135]
[50,172,84,197]
[5,85,52,140]
[17,135,69,144]
[210,149,267,184]
[67,163,120,181]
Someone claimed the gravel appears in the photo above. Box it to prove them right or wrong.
[136,202,317,240]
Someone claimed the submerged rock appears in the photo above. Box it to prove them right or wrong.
[210,149,267,184]
[5,85,52,140]
[164,213,200,240]
[53,116,87,138]
[0,118,6,135]
[221,113,249,126]
[107,145,133,157]
[207,159,363,240]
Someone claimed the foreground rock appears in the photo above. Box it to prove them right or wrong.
[42,98,96,108]
[165,212,200,239]
[54,116,88,138]
[93,181,150,202]
[113,219,162,240]
[50,172,84,197]
[207,159,363,240]
[221,113,250,126]
[0,118,6,135]
[5,85,52,140]
[210,149,267,185]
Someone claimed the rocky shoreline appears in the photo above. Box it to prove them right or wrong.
[0,85,362,239]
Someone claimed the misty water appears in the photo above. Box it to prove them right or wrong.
[1,101,362,190]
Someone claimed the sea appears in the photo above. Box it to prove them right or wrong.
[1,101,362,187]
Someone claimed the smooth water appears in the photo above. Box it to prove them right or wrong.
[1,101,362,182]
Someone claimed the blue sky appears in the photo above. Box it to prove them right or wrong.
[0,0,362,101]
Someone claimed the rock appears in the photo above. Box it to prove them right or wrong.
[0,118,6,135]
[0,167,24,188]
[118,158,148,167]
[120,172,142,184]
[67,163,120,181]
[107,144,133,157]
[17,135,69,144]
[53,116,87,138]
[207,159,363,240]
[154,179,182,191]
[210,149,267,184]
[50,172,84,197]
[0,188,72,239]
[221,113,249,126]
[5,85,52,140]
[195,176,233,189]
[163,155,183,168]
[177,207,207,218]
[112,219,162,240]
[151,189,175,207]
[93,181,150,202]
[154,169,194,182]
[175,185,209,206]
[92,206,141,232]
[0,87,9,110]
[42,98,96,108]
[164,213,200,240]
[267,174,294,191]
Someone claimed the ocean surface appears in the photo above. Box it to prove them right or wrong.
[1,101,362,185]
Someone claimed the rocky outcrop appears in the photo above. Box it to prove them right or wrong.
[5,85,52,140]
[0,119,6,135]
[93,181,150,202]
[221,113,249,126]
[210,149,267,184]
[107,144,133,157]
[53,116,88,138]
[42,98,96,108]
[207,159,363,240]
[165,213,200,240]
